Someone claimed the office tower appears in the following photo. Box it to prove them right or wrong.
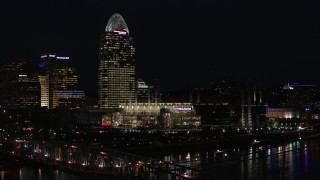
[98,13,136,109]
[39,75,49,107]
[39,53,79,109]
[0,59,40,109]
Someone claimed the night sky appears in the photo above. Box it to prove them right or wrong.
[1,0,320,91]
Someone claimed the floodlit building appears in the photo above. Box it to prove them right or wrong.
[98,13,136,110]
[113,103,201,129]
[39,75,50,107]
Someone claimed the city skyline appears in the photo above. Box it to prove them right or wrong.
[2,2,320,178]
[1,0,320,91]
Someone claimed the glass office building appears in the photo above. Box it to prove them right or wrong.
[98,13,136,110]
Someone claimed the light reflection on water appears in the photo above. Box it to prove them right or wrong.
[162,140,320,179]
[0,167,86,180]
[1,140,320,179]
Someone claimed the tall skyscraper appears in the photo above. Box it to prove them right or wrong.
[98,13,136,109]
[39,53,79,109]
[39,75,49,107]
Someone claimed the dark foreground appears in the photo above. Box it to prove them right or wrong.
[1,131,319,179]
[2,140,320,180]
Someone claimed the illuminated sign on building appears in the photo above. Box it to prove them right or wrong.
[114,30,127,35]
[173,105,192,111]
[40,54,56,58]
[56,56,69,60]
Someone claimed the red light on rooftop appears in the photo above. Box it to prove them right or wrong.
[101,123,112,127]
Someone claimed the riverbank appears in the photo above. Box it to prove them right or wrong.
[1,130,313,180]
[6,155,134,180]
[0,151,131,180]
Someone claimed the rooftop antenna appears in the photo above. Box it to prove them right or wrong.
[259,86,262,103]
[247,83,252,130]
[196,89,200,104]
[155,86,158,104]
[241,89,246,128]
[253,85,257,104]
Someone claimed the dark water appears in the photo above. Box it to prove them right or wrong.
[0,164,86,180]
[160,140,320,179]
[1,140,320,179]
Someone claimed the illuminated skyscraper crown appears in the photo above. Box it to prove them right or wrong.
[105,13,129,34]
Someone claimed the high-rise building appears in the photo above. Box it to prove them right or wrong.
[0,59,40,109]
[98,13,136,110]
[39,75,49,107]
[39,53,79,109]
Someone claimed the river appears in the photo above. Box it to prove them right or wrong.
[1,139,320,179]
[158,139,320,179]
[0,162,86,180]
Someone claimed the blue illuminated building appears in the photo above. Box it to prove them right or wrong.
[39,53,81,109]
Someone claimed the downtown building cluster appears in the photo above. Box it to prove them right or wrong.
[2,13,318,132]
[92,13,201,129]
[0,13,201,130]
[0,54,85,110]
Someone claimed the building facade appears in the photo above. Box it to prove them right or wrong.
[113,103,201,129]
[0,59,40,109]
[39,53,79,109]
[98,13,136,110]
[136,79,161,103]
[56,90,85,109]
